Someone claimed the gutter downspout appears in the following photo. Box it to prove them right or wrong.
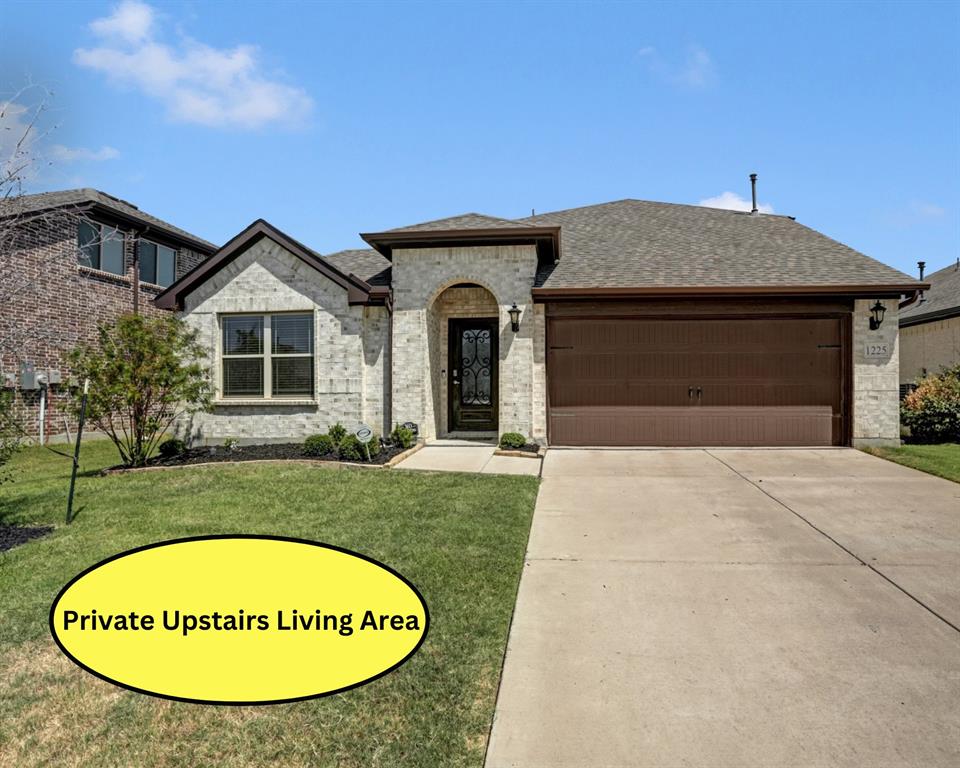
[899,289,922,311]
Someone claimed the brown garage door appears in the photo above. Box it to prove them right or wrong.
[547,316,846,446]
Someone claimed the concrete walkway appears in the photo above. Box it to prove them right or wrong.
[486,448,960,768]
[394,439,541,476]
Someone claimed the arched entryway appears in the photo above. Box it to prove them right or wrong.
[426,283,500,437]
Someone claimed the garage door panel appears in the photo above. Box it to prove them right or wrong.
[547,316,845,447]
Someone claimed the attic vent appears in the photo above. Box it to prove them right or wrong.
[749,173,758,215]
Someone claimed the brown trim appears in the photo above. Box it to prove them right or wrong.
[361,226,561,267]
[533,284,927,301]
[155,219,390,310]
[842,313,853,446]
[899,305,960,327]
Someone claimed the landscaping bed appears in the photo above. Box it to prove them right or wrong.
[0,523,53,553]
[112,441,408,469]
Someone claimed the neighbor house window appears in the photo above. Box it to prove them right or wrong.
[138,239,177,287]
[221,314,314,399]
[78,220,125,276]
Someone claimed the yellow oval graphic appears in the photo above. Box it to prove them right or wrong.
[49,536,429,705]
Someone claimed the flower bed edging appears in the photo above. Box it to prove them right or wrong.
[493,445,546,459]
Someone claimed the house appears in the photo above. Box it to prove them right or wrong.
[155,196,926,448]
[0,189,217,439]
[899,259,960,391]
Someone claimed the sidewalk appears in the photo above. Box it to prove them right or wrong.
[394,440,541,476]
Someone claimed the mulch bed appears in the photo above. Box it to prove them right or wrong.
[0,524,54,553]
[497,442,541,456]
[116,442,407,470]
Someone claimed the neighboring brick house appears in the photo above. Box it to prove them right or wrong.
[0,189,216,440]
[157,198,926,449]
[899,260,960,391]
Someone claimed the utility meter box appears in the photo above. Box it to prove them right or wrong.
[20,361,39,390]
[2,372,15,389]
[47,369,62,385]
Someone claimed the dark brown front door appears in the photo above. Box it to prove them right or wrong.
[449,318,498,431]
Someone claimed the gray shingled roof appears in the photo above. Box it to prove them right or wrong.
[324,248,392,286]
[518,199,917,289]
[0,188,216,251]
[388,212,540,232]
[900,261,960,324]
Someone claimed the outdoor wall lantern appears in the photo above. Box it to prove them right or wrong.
[508,303,522,333]
[868,300,887,331]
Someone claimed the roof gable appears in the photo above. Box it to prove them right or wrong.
[155,220,388,310]
[900,261,960,325]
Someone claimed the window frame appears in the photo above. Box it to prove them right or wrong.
[137,237,178,287]
[78,219,127,276]
[220,312,315,400]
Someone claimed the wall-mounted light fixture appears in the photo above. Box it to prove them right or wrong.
[868,300,887,331]
[508,303,521,333]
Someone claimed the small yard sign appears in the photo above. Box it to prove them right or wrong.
[353,424,373,442]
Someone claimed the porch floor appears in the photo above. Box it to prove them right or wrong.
[395,441,541,476]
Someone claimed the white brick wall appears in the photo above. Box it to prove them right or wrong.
[852,298,901,446]
[390,245,546,442]
[178,238,389,444]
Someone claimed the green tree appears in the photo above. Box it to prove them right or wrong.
[68,314,212,467]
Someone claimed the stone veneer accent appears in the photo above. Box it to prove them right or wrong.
[178,238,389,444]
[390,245,546,442]
[852,298,900,447]
[899,316,960,385]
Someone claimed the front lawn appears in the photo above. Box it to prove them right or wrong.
[862,443,960,483]
[0,441,538,767]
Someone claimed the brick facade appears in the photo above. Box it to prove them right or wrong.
[177,237,390,444]
[852,298,901,446]
[1,207,210,440]
[899,316,960,385]
[390,245,545,442]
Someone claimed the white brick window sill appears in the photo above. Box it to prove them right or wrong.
[213,399,318,407]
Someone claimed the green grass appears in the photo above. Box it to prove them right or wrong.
[0,441,539,767]
[862,443,960,483]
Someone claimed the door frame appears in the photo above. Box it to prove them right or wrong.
[448,317,499,432]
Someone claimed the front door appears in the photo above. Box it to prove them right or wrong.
[449,318,498,432]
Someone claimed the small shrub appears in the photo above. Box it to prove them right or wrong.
[328,422,347,445]
[902,364,960,443]
[391,423,416,450]
[338,433,380,461]
[223,438,240,452]
[304,434,335,457]
[499,432,527,450]
[158,437,186,457]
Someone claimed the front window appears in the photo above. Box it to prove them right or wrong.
[221,313,314,399]
[78,220,125,276]
[138,239,177,287]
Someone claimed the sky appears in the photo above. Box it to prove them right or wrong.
[1,0,957,277]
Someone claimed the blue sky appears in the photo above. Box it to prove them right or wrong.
[2,0,957,276]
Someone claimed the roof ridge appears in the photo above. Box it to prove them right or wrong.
[523,197,796,220]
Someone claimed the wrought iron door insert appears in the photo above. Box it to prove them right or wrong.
[449,318,498,431]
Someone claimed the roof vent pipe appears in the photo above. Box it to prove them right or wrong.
[749,173,758,214]
[918,261,925,280]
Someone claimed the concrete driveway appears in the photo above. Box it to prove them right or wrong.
[486,449,960,768]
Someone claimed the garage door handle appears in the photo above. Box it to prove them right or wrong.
[688,386,694,399]
[697,386,702,401]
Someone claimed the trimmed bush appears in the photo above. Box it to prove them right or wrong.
[158,437,186,457]
[902,364,960,443]
[499,432,527,450]
[304,434,336,457]
[391,423,416,450]
[328,422,347,445]
[338,433,381,461]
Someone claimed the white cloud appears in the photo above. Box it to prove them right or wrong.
[638,43,717,88]
[908,200,945,218]
[2,98,120,188]
[89,0,154,44]
[74,1,313,130]
[698,191,774,214]
[49,144,120,162]
[676,45,715,88]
